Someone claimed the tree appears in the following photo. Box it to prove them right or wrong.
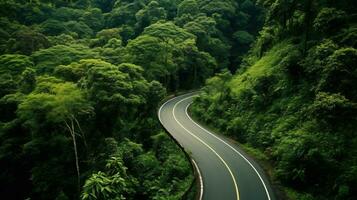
[313,8,346,35]
[92,0,116,12]
[19,68,36,94]
[177,39,217,88]
[48,34,76,46]
[135,1,167,33]
[180,14,230,69]
[106,1,143,28]
[199,0,237,19]
[177,0,199,17]
[63,21,94,38]
[0,54,34,97]
[183,15,218,45]
[124,35,173,82]
[0,74,17,98]
[318,48,357,100]
[146,80,166,111]
[233,31,254,45]
[125,21,214,89]
[0,54,33,77]
[142,21,196,43]
[31,44,98,73]
[77,59,151,135]
[40,19,67,36]
[52,7,84,22]
[308,92,357,126]
[206,37,231,69]
[262,0,298,30]
[82,153,137,200]
[204,69,232,96]
[18,78,93,197]
[91,28,122,47]
[80,8,104,32]
[7,28,50,55]
[81,171,126,200]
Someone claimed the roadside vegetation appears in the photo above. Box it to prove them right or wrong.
[191,1,357,199]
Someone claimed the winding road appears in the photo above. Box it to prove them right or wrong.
[158,92,276,200]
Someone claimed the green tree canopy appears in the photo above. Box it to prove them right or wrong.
[31,44,98,73]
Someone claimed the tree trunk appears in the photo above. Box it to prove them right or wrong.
[74,117,88,151]
[65,119,80,196]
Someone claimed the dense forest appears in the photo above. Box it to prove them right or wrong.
[191,0,357,200]
[0,0,264,200]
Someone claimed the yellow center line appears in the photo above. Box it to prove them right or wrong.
[183,95,272,200]
[173,97,240,200]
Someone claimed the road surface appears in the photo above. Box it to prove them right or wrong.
[158,92,276,200]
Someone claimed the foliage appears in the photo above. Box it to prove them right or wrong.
[0,0,264,200]
[31,44,99,73]
[192,1,357,199]
[81,171,127,200]
[313,8,346,35]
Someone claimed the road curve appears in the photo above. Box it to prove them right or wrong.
[158,92,276,200]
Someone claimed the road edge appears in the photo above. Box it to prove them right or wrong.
[158,93,203,200]
[187,102,280,200]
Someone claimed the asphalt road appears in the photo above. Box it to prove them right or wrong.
[158,92,276,200]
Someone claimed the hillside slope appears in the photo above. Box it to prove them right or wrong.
[192,1,357,199]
